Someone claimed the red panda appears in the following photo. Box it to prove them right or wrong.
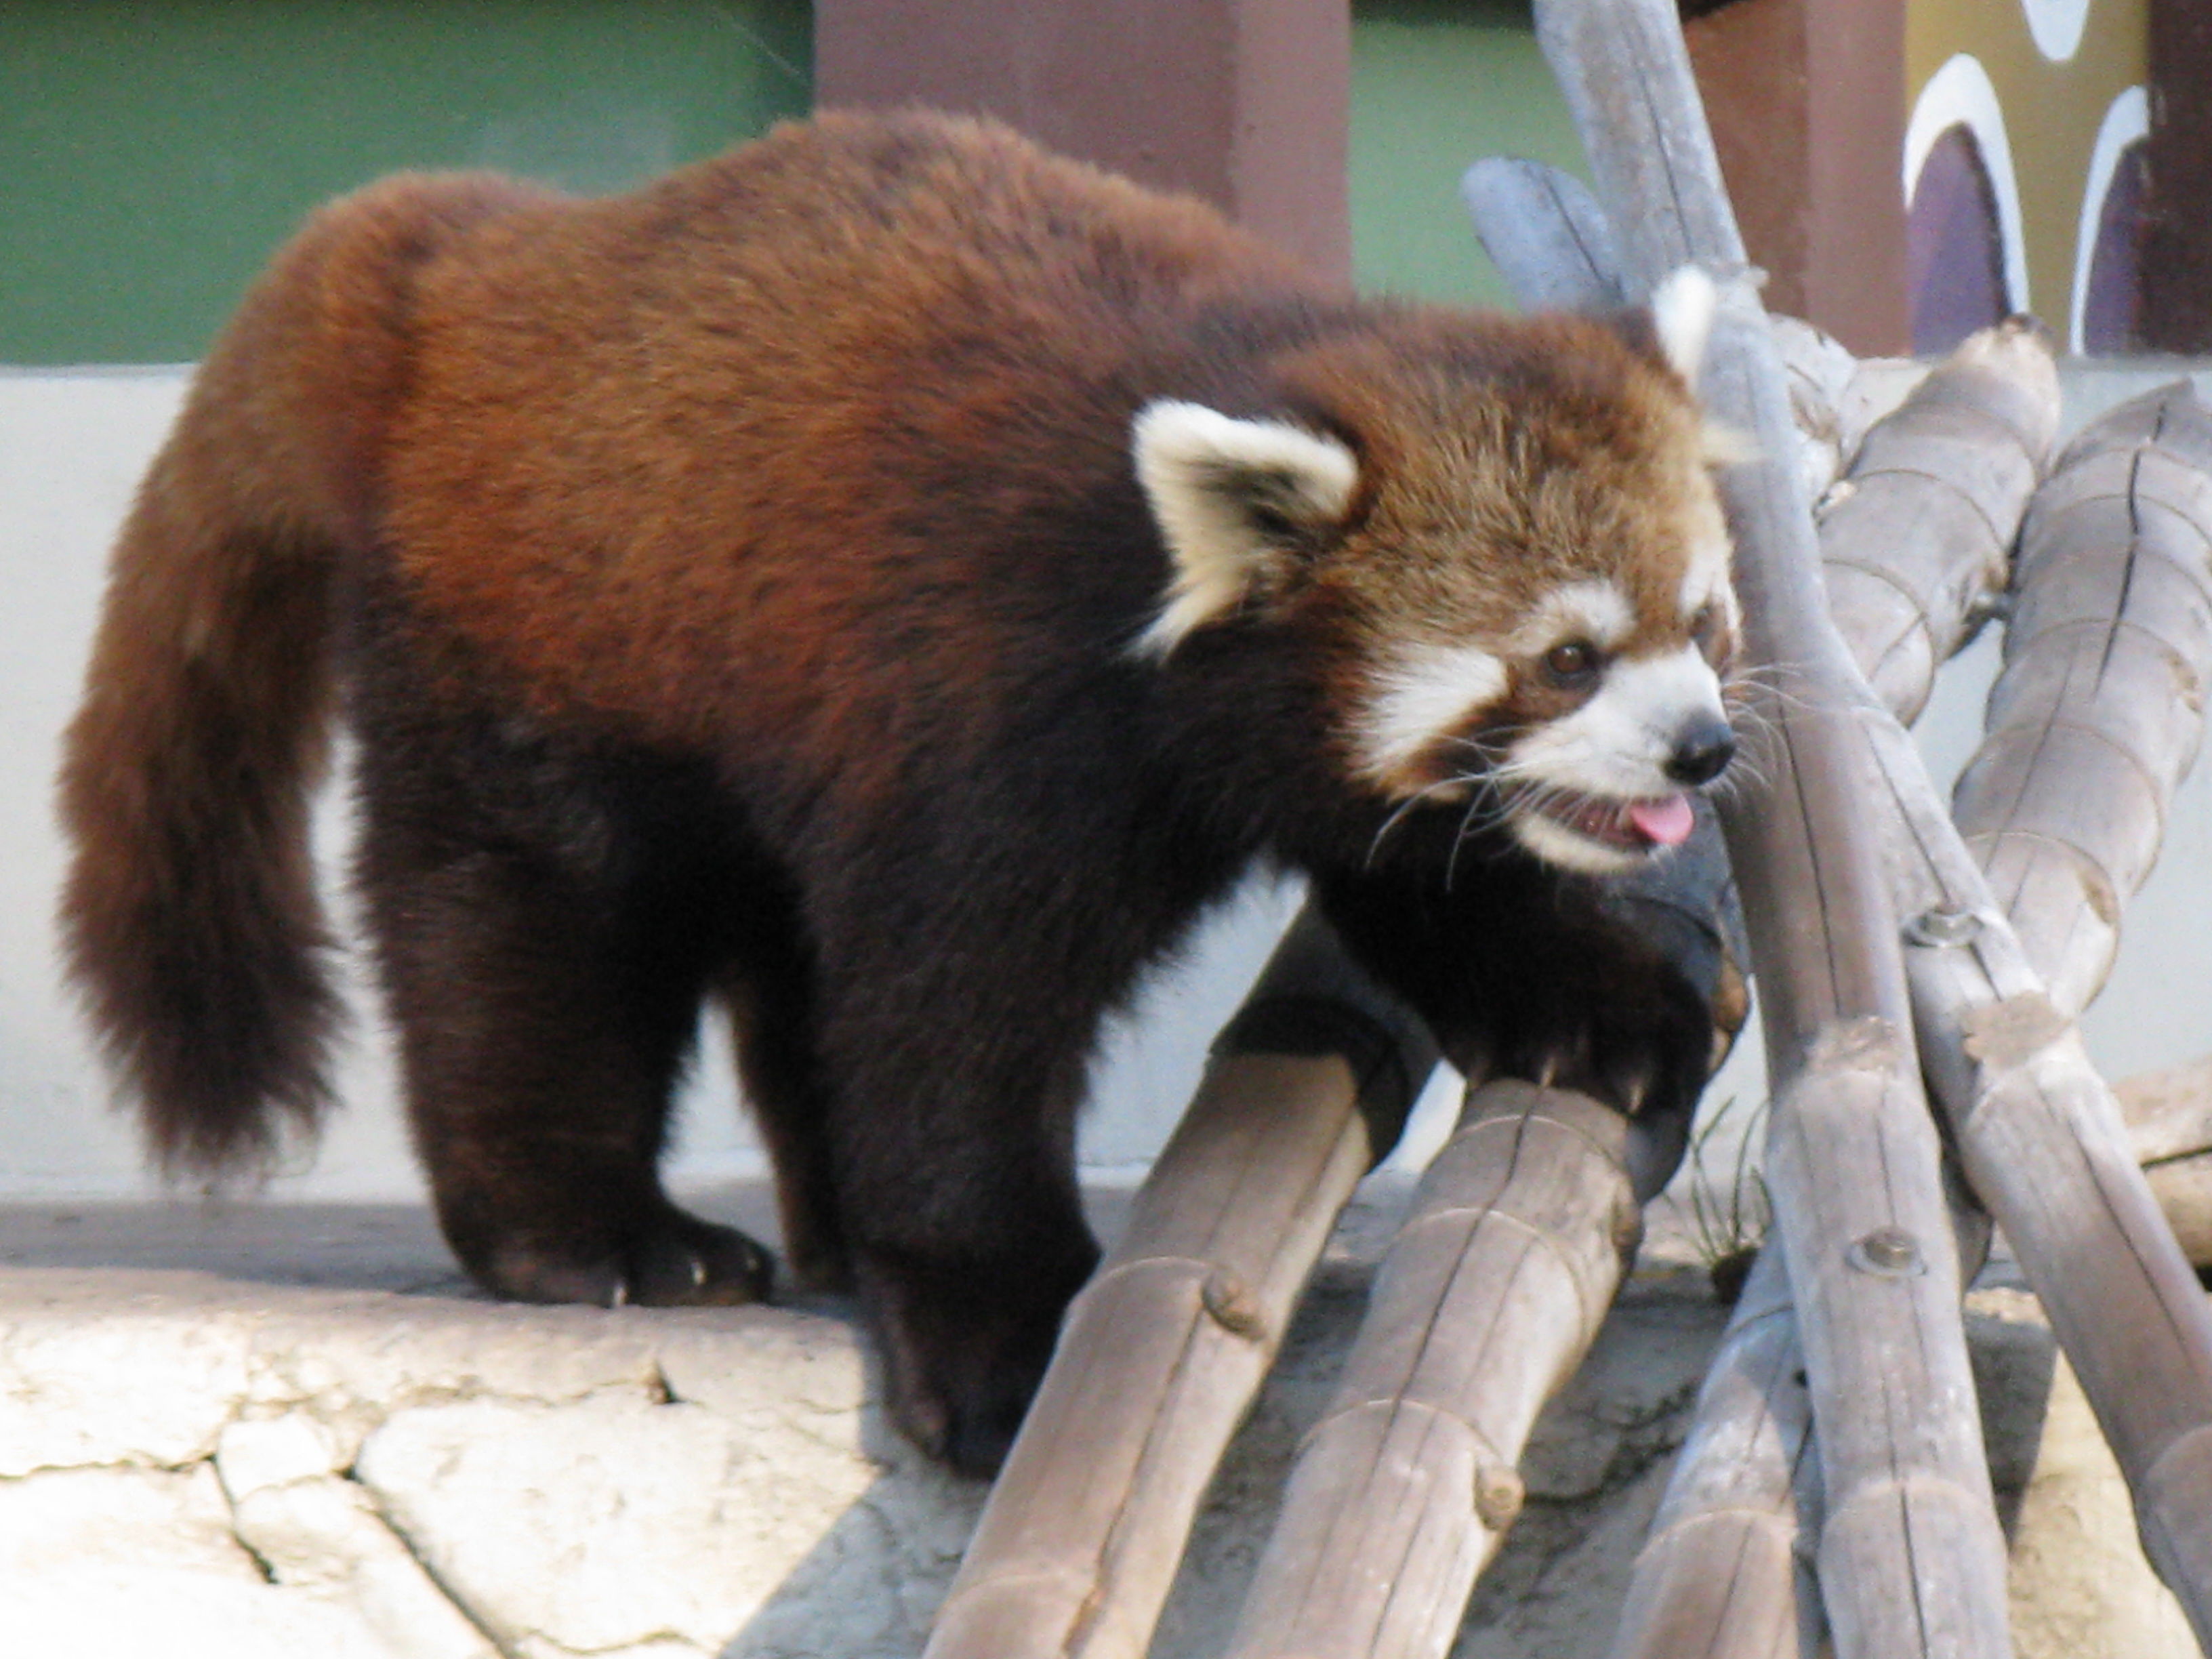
[58,110,1738,1473]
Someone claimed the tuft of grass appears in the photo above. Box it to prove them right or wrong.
[1680,1092,1771,1305]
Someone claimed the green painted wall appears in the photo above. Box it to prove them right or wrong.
[1,1,810,365]
[3,1,1568,364]
[1349,0,1585,310]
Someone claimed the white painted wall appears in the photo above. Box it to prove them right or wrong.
[5,363,2209,1206]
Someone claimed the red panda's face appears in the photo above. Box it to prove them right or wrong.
[1132,272,1742,876]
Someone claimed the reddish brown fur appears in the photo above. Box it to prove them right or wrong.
[58,111,1722,1471]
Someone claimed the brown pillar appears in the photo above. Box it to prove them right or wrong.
[813,0,1351,286]
[1685,0,1910,355]
[2142,0,2212,351]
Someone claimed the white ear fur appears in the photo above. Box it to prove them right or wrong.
[1650,265,1718,386]
[1130,400,1357,659]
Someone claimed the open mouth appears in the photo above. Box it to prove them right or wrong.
[1525,788,1697,855]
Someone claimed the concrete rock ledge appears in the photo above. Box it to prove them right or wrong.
[0,1267,989,1659]
[0,1192,2173,1658]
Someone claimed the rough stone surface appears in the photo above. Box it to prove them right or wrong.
[0,1193,2190,1657]
[2011,1354,2199,1659]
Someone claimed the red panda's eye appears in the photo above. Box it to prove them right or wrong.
[1542,640,1601,686]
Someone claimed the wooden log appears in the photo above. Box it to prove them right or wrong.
[1707,373,2212,1649]
[1892,384,2212,1644]
[1458,148,2050,1655]
[1609,1246,1820,1659]
[1215,792,1740,1658]
[1458,157,1626,313]
[1530,5,2014,1656]
[1622,321,2051,1659]
[1873,720,2212,1651]
[922,907,1437,1659]
[2118,1054,2212,1269]
[1221,1078,1641,1659]
[1955,385,2212,1019]
[1819,319,2060,724]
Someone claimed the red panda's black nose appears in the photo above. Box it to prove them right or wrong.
[1665,720,1735,786]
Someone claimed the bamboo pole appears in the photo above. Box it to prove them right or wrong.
[1896,384,2212,1642]
[1820,320,2057,724]
[1954,384,2212,1021]
[1222,1077,1643,1659]
[1610,1244,1820,1659]
[1462,147,2055,1653]
[1624,371,2212,1656]
[1613,321,2059,1659]
[2121,1056,2212,1270]
[1458,157,1626,313]
[1217,785,1744,1658]
[1530,5,2014,1655]
[922,907,1436,1659]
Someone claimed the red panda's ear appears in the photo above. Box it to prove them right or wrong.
[1646,265,1718,388]
[1130,400,1358,659]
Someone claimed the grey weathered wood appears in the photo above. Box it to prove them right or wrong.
[1530,4,2014,1656]
[1459,148,2049,1658]
[1458,157,1626,314]
[1892,384,2212,1646]
[1214,798,1739,1659]
[1879,764,2212,1651]
[1609,1244,1820,1659]
[923,908,1437,1659]
[1637,321,2060,1659]
[1819,320,2060,722]
[1771,376,2212,1650]
[1222,1079,1641,1659]
[1614,299,2058,1643]
[1956,385,2212,1018]
[2119,1056,2212,1269]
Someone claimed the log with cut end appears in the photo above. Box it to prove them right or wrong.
[922,907,1437,1659]
[2118,1054,2212,1270]
[1532,2,2014,1654]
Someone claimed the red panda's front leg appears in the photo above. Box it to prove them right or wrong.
[802,903,1111,1476]
[1312,856,1721,1133]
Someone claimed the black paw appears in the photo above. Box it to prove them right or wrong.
[476,1207,775,1309]
[857,1240,1097,1477]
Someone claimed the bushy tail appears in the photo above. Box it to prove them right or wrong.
[56,170,552,1178]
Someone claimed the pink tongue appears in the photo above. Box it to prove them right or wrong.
[1628,794,1696,847]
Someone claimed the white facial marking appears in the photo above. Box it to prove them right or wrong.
[1511,580,1635,656]
[1651,265,1718,386]
[1509,811,1645,876]
[1679,535,1738,632]
[1130,400,1358,658]
[1357,641,1510,788]
[1507,645,1727,802]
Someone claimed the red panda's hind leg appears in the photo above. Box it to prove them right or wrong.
[358,792,773,1310]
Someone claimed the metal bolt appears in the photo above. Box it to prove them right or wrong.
[1906,904,1984,947]
[1474,1463,1525,1531]
[1847,1226,1925,1278]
